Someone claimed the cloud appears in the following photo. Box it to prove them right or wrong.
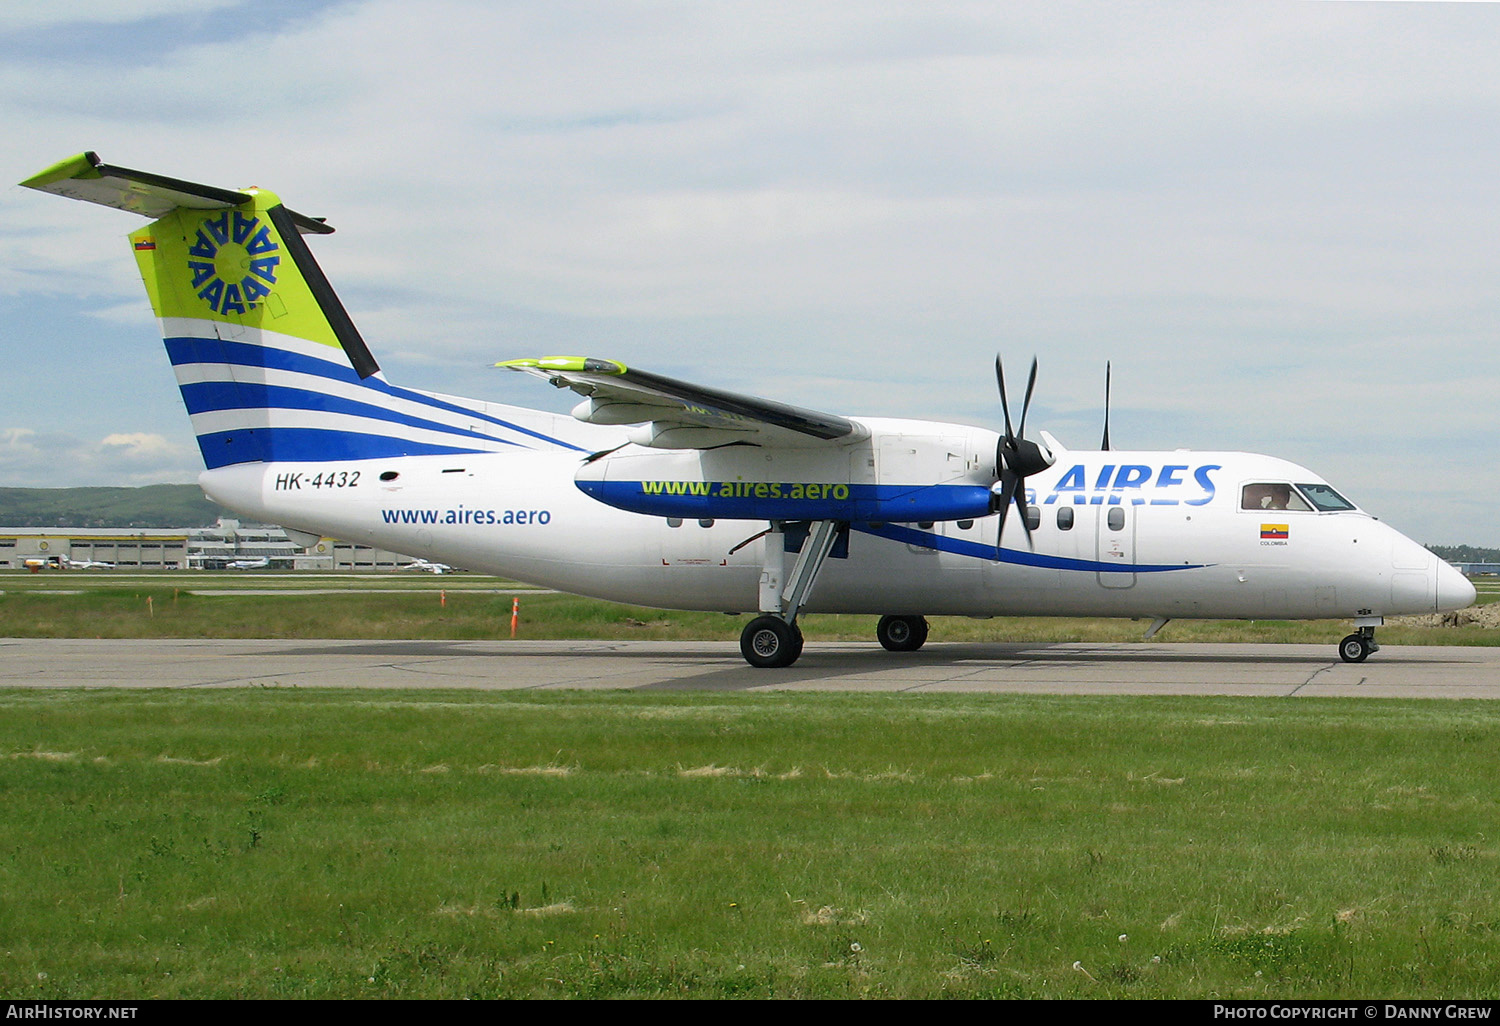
[0,428,197,487]
[2,2,1499,543]
[99,432,185,460]
[1,0,240,30]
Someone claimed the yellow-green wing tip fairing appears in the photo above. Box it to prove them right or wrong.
[497,357,628,375]
[19,152,101,190]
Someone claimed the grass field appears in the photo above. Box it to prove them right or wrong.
[2,688,1498,999]
[2,571,1499,646]
[4,573,1498,999]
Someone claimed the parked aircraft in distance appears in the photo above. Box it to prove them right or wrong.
[20,556,115,571]
[21,152,1475,667]
[226,558,270,571]
[402,559,452,574]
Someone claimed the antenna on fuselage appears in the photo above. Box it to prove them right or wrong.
[1101,361,1112,451]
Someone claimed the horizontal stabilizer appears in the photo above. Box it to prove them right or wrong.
[20,152,333,234]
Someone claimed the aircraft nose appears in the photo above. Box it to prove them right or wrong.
[1436,560,1476,612]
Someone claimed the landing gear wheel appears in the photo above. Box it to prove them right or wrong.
[1338,633,1371,664]
[877,614,929,652]
[741,616,804,668]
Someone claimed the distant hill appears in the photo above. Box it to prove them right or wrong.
[1429,544,1500,565]
[0,485,225,528]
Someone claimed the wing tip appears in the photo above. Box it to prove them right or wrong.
[496,356,627,375]
[19,151,100,191]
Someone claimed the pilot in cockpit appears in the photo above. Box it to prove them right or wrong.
[1241,483,1301,511]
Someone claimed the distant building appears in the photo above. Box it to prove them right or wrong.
[1455,563,1500,577]
[186,519,302,569]
[1,518,422,571]
[0,527,189,569]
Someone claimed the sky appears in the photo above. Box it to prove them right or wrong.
[2,0,1498,545]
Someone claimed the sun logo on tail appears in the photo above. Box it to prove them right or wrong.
[186,210,280,315]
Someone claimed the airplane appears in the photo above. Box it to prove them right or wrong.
[226,558,270,571]
[20,152,1476,668]
[402,559,452,574]
[61,557,115,570]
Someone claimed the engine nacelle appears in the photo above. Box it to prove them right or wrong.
[574,422,998,523]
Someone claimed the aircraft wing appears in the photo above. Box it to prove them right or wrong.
[498,357,868,449]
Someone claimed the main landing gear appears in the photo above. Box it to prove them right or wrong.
[876,614,929,652]
[735,521,933,668]
[739,616,804,668]
[1338,619,1381,664]
[740,520,842,668]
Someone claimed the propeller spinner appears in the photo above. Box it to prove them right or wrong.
[991,356,1055,550]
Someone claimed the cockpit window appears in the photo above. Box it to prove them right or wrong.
[1295,483,1357,512]
[1241,483,1312,512]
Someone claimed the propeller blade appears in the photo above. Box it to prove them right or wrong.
[1011,484,1034,549]
[994,356,1014,440]
[990,355,1046,553]
[992,472,1037,553]
[1017,357,1038,439]
[992,473,1017,555]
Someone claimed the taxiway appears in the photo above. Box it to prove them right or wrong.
[2,639,1499,698]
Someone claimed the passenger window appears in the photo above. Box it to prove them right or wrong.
[1056,507,1074,531]
[1026,506,1040,531]
[698,519,715,528]
[1241,483,1312,512]
[1107,507,1125,531]
[667,518,683,528]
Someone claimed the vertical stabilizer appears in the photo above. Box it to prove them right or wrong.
[23,152,592,467]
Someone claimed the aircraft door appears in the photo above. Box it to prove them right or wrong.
[1096,502,1136,589]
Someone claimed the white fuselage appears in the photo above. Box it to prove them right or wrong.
[199,418,1474,622]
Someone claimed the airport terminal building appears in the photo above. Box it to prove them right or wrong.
[0,519,418,571]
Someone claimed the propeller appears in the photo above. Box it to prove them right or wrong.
[991,355,1055,551]
[1101,360,1112,451]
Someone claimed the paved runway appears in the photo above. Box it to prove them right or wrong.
[3,638,1500,698]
